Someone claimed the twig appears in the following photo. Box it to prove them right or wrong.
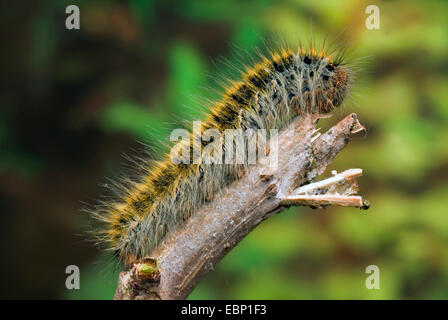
[113,113,368,300]
[280,168,369,208]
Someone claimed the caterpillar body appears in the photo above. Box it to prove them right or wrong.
[91,46,352,266]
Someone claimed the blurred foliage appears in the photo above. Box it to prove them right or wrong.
[1,0,448,299]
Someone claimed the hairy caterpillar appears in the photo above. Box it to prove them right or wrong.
[90,45,352,267]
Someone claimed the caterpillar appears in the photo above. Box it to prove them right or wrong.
[90,45,352,267]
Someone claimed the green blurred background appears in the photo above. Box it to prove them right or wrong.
[1,0,447,299]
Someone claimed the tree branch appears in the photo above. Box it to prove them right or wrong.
[113,113,368,300]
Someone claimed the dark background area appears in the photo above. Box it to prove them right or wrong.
[1,0,447,299]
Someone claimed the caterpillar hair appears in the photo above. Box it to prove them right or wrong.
[89,43,354,267]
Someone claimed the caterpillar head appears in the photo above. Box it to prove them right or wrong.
[319,62,350,113]
[298,50,351,114]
